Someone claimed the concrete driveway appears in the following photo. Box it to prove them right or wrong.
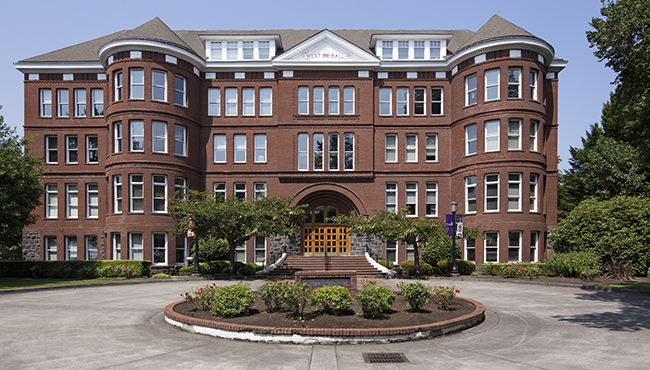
[1,278,648,370]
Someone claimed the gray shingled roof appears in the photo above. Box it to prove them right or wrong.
[455,14,540,52]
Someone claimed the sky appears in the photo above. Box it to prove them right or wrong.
[0,0,616,171]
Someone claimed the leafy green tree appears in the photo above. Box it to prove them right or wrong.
[0,107,45,259]
[168,190,306,275]
[197,236,229,262]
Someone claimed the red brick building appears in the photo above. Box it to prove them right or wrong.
[16,15,565,269]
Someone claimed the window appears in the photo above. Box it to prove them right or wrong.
[530,174,539,212]
[225,88,237,115]
[385,241,397,263]
[86,135,98,163]
[40,89,52,117]
[86,235,98,260]
[298,133,309,170]
[46,136,57,163]
[175,177,186,200]
[45,236,57,261]
[234,182,246,199]
[431,87,443,115]
[465,239,475,262]
[208,88,221,116]
[508,231,522,262]
[242,41,254,59]
[242,88,255,116]
[175,237,186,265]
[211,41,222,59]
[152,121,167,153]
[465,176,477,213]
[485,174,499,212]
[530,70,538,100]
[382,41,393,59]
[254,134,266,163]
[254,236,266,264]
[485,120,500,152]
[465,124,477,155]
[430,40,441,59]
[113,175,122,213]
[214,182,226,200]
[484,231,499,262]
[175,125,186,156]
[425,182,437,216]
[113,233,121,260]
[260,87,272,116]
[92,89,103,116]
[213,134,226,162]
[46,184,58,219]
[414,41,425,59]
[254,182,266,200]
[425,134,437,162]
[298,86,309,114]
[66,184,78,218]
[386,182,397,212]
[313,87,324,115]
[396,87,408,115]
[152,70,167,101]
[485,69,500,101]
[152,175,167,213]
[114,71,123,101]
[398,41,409,59]
[234,134,246,163]
[235,242,246,263]
[227,42,238,60]
[259,41,270,59]
[405,134,417,162]
[57,89,69,117]
[385,134,397,162]
[344,133,354,170]
[114,122,122,153]
[328,87,339,115]
[406,242,415,260]
[174,76,186,106]
[328,133,339,170]
[74,89,86,117]
[405,182,417,216]
[313,133,324,170]
[130,174,144,212]
[152,233,167,265]
[86,183,98,218]
[130,120,144,152]
[66,135,78,163]
[129,232,143,260]
[530,121,539,152]
[508,173,521,211]
[414,87,425,115]
[466,75,477,106]
[379,87,391,115]
[65,236,77,261]
[530,231,539,263]
[508,119,521,150]
[344,87,354,114]
[508,68,521,99]
[130,69,144,99]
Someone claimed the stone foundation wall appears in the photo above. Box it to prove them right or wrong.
[350,234,383,260]
[22,230,40,261]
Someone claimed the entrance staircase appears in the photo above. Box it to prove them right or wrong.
[264,255,385,278]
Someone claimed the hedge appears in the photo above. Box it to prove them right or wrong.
[481,263,550,276]
[178,260,263,276]
[0,260,151,279]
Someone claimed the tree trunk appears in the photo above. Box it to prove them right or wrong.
[228,239,237,275]
[414,242,421,275]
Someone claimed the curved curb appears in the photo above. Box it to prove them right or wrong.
[164,297,485,344]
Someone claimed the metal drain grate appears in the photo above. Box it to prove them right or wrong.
[363,353,410,363]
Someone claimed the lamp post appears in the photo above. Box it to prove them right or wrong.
[450,201,459,276]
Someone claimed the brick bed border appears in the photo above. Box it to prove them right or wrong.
[164,297,485,344]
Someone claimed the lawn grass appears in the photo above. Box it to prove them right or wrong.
[0,277,124,290]
[607,282,650,291]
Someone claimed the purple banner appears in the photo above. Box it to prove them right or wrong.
[446,214,453,236]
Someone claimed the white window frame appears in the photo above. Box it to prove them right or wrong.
[152,121,167,153]
[86,135,98,163]
[414,87,426,115]
[298,133,309,170]
[130,174,144,213]
[175,177,187,200]
[508,173,522,212]
[175,236,186,265]
[57,89,69,117]
[242,87,255,116]
[40,89,52,117]
[343,133,354,170]
[379,87,392,115]
[385,240,397,263]
[485,69,500,101]
[344,86,354,115]
[405,182,417,216]
[405,134,417,162]
[396,87,409,116]
[530,173,539,212]
[425,134,437,162]
[328,87,340,115]
[152,233,167,265]
[152,70,167,101]
[208,88,221,116]
[313,133,324,171]
[530,70,538,101]
[235,241,246,263]
[66,183,78,219]
[214,182,226,200]
[385,182,397,212]
[530,120,539,152]
[174,125,186,156]
[431,87,443,115]
[91,89,104,117]
[508,68,521,99]
[66,135,78,164]
[465,176,477,214]
[382,41,393,59]
[530,231,540,263]
[234,134,246,163]
[398,41,409,59]
[254,182,267,200]
[254,236,266,264]
[508,119,521,150]
[298,86,309,114]
[313,87,324,115]
[65,236,78,261]
[508,231,522,262]
[46,184,58,219]
[114,71,123,101]
[130,120,144,152]
[234,182,246,199]
[130,68,144,100]
[484,231,499,263]
[260,87,272,116]
[213,134,226,163]
[485,120,500,152]
[114,122,122,153]
[466,75,477,106]
[385,134,397,163]
[129,232,143,260]
[174,75,186,106]
[225,88,237,116]
[113,175,122,213]
[74,89,86,117]
[45,236,57,261]
[465,124,477,155]
[254,134,266,163]
[86,183,99,218]
[465,239,476,262]
[152,175,167,213]
[328,133,339,171]
[46,136,57,164]
[86,235,98,260]
[485,174,500,212]
[112,233,121,260]
[425,182,437,217]
[414,41,425,59]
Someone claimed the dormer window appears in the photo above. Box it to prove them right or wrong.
[206,39,277,61]
[375,38,447,61]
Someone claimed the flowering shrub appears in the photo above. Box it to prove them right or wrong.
[97,262,142,278]
[433,285,460,311]
[258,281,288,312]
[396,282,432,312]
[211,283,255,318]
[504,263,527,278]
[310,285,352,315]
[360,277,377,288]
[354,285,396,318]
[181,283,218,310]
[281,281,312,319]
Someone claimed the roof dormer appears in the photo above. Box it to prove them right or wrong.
[201,35,281,61]
[370,35,452,61]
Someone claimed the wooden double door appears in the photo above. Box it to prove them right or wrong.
[301,204,350,256]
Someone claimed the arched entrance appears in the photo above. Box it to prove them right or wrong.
[302,204,350,256]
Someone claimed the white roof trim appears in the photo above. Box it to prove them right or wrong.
[447,38,554,70]
[369,34,453,48]
[98,39,206,69]
[14,62,105,74]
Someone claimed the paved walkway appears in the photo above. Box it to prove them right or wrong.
[1,278,649,369]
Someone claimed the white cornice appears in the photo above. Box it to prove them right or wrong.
[447,38,554,69]
[369,34,453,48]
[98,39,206,69]
[200,34,282,48]
[14,62,105,74]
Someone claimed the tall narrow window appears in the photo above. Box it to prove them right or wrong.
[485,231,499,263]
[466,75,477,106]
[130,120,144,152]
[313,87,324,115]
[530,231,539,263]
[430,40,441,59]
[211,41,222,60]
[508,231,522,262]
[152,121,167,153]
[405,134,417,162]
[382,41,393,59]
[46,136,57,163]
[234,134,246,163]
[254,134,266,163]
[174,76,186,106]
[40,89,52,117]
[485,174,500,212]
[466,124,477,155]
[57,89,69,117]
[225,88,237,116]
[298,86,309,114]
[431,87,443,115]
[242,88,255,116]
[175,125,186,156]
[152,175,167,213]
[208,88,221,116]
[530,121,539,152]
[414,41,425,59]
[130,174,144,212]
[66,184,78,219]
[130,69,144,99]
[129,232,143,260]
[398,41,409,59]
[328,133,339,170]
[508,173,522,211]
[235,242,246,262]
[385,134,397,162]
[175,177,187,200]
[227,42,238,60]
[379,87,391,115]
[328,87,339,114]
[485,69,500,101]
[260,87,272,116]
[46,184,58,219]
[86,135,98,163]
[46,236,57,261]
[465,239,476,262]
[465,176,477,213]
[298,133,309,170]
[86,235,98,260]
[113,175,122,213]
[254,236,266,264]
[213,134,226,163]
[113,233,121,260]
[344,87,354,114]
[426,182,438,216]
[234,183,246,199]
[214,182,226,200]
[175,237,186,265]
[414,87,425,115]
[385,241,397,263]
[259,41,270,59]
[530,174,539,212]
[74,89,86,117]
[254,183,267,200]
[152,70,167,101]
[508,68,521,99]
[344,133,354,170]
[313,133,324,170]
[508,119,521,150]
[86,183,98,218]
[530,70,538,100]
[385,182,397,212]
[114,71,123,101]
[92,89,103,116]
[152,233,167,265]
[485,120,500,152]
[65,236,77,261]
[66,135,78,163]
[114,122,122,153]
[425,134,437,162]
[396,87,408,115]
[242,41,254,59]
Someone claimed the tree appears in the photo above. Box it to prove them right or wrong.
[0,107,45,259]
[168,190,306,275]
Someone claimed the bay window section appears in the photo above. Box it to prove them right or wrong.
[234,134,246,163]
[129,233,143,260]
[530,174,539,212]
[485,69,500,101]
[530,121,539,152]
[254,134,266,163]
[174,75,186,106]
[213,134,226,163]
[508,231,522,262]
[484,231,499,263]
[175,177,187,200]
[313,133,324,170]
[508,68,521,99]
[113,175,122,213]
[466,75,477,106]
[530,70,538,100]
[508,173,522,211]
[152,175,167,213]
[130,69,144,100]
[114,71,123,101]
[485,120,500,152]
[485,174,500,212]
[152,121,167,153]
[152,233,167,265]
[175,125,186,156]
[508,119,521,150]
[58,89,69,117]
[328,133,339,170]
[130,120,144,152]
[465,124,477,155]
[86,183,99,218]
[114,122,122,153]
[465,176,477,213]
[343,133,354,170]
[130,174,144,213]
[208,88,221,116]
[152,70,167,101]
[530,231,540,262]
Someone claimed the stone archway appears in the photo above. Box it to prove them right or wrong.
[302,203,350,256]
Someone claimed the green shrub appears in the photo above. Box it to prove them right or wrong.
[400,260,434,275]
[375,259,394,269]
[393,267,403,275]
[310,285,352,315]
[0,260,150,279]
[198,236,229,262]
[396,282,432,312]
[421,237,461,267]
[179,260,252,276]
[259,281,288,312]
[545,251,603,278]
[437,259,476,275]
[481,263,550,276]
[211,283,255,318]
[433,285,459,311]
[181,283,218,310]
[281,281,312,319]
[355,285,396,318]
[151,273,170,279]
